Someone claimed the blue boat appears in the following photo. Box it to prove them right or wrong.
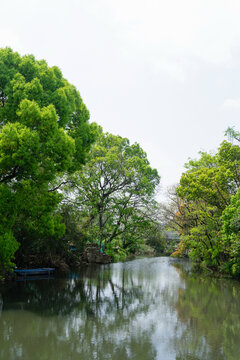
[14,268,55,276]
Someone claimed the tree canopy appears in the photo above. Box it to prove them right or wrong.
[0,48,95,272]
[63,130,160,259]
[171,135,240,277]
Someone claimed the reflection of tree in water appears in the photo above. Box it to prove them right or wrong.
[0,263,158,360]
[0,293,2,313]
[172,263,240,360]
[5,258,236,360]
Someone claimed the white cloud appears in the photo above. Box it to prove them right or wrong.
[223,98,240,109]
[104,0,240,79]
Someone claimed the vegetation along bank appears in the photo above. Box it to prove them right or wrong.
[1,47,240,280]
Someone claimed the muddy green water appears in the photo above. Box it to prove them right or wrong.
[1,257,240,360]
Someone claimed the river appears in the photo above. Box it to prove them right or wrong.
[0,257,240,359]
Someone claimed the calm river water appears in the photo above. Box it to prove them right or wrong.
[1,257,240,360]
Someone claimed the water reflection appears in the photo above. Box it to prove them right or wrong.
[172,263,240,360]
[0,258,240,359]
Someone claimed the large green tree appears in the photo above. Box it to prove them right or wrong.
[64,131,160,259]
[0,48,95,272]
[173,140,240,271]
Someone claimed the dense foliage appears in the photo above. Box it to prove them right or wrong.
[0,48,164,274]
[0,48,95,273]
[171,131,240,277]
[63,130,161,260]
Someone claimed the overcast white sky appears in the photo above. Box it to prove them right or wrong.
[1,0,240,199]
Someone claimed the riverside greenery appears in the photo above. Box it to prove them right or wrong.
[62,130,160,260]
[0,48,95,273]
[172,129,240,278]
[0,48,162,273]
[2,47,240,279]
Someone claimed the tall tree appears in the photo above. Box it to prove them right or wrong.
[0,48,95,272]
[64,131,160,258]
